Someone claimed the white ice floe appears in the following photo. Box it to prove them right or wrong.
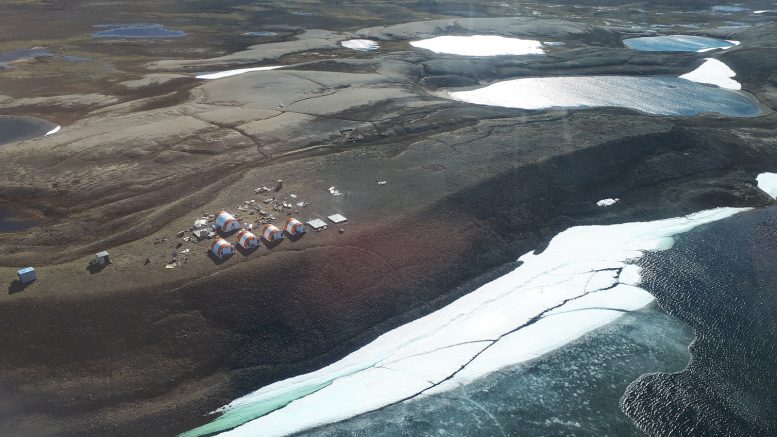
[679,58,741,90]
[44,125,61,136]
[597,198,620,207]
[340,39,380,51]
[409,35,545,56]
[182,206,751,437]
[195,65,284,80]
[756,173,777,198]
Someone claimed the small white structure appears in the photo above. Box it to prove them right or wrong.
[193,228,210,240]
[94,251,110,266]
[215,211,241,233]
[193,218,209,229]
[17,267,36,284]
[237,230,261,249]
[307,219,327,230]
[261,224,284,242]
[285,218,306,235]
[210,238,235,259]
[328,214,348,224]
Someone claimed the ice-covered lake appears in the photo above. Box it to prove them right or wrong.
[410,35,544,56]
[623,35,738,52]
[448,59,760,117]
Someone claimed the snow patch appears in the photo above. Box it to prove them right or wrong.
[679,58,741,90]
[410,35,544,56]
[698,39,739,52]
[44,125,61,136]
[182,207,748,437]
[757,173,777,198]
[597,198,620,207]
[196,66,284,80]
[340,39,379,51]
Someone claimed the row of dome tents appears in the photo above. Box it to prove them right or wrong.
[210,211,307,259]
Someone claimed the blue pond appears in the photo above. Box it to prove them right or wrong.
[0,207,37,233]
[243,31,278,37]
[0,116,58,146]
[712,5,748,13]
[624,35,736,52]
[92,24,185,38]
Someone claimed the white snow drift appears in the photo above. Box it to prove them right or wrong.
[183,203,758,437]
[410,35,545,56]
[195,65,284,80]
[679,58,741,90]
[756,173,777,198]
[597,198,620,207]
[44,125,61,136]
[340,39,380,51]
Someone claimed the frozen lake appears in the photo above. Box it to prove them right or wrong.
[623,35,738,52]
[410,35,544,56]
[448,75,761,116]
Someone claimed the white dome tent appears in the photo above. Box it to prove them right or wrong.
[210,238,235,259]
[285,218,306,236]
[215,211,241,233]
[261,224,284,242]
[237,230,260,249]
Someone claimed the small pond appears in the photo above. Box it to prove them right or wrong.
[92,24,185,38]
[0,116,59,146]
[624,35,737,52]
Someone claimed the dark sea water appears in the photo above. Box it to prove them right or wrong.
[297,305,694,437]
[623,207,777,436]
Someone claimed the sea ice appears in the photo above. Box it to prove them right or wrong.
[183,206,750,437]
[410,35,544,56]
[679,58,741,90]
